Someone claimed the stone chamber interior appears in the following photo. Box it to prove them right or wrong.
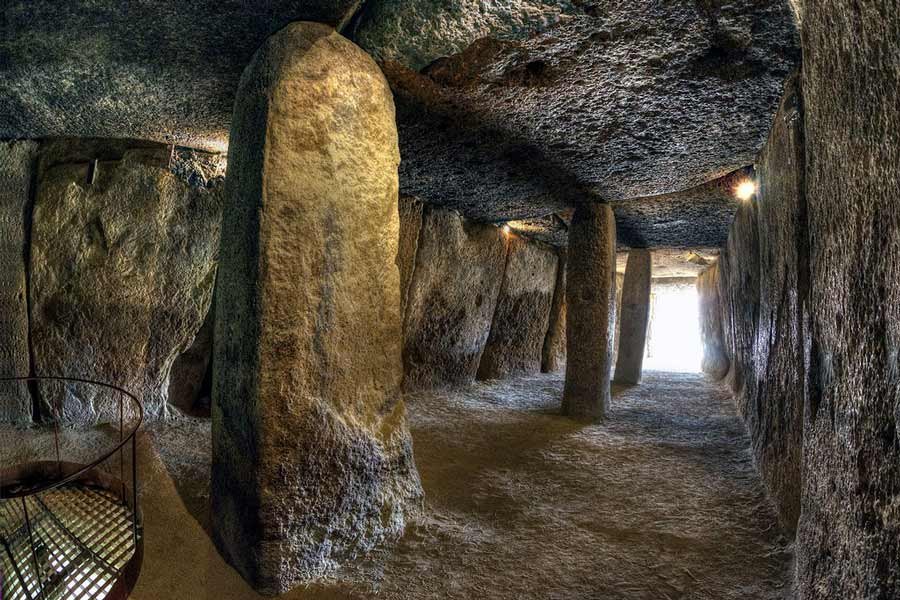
[0,2,898,599]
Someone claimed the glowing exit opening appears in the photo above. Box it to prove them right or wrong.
[642,282,703,373]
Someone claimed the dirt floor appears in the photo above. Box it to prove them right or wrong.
[147,370,794,599]
[2,371,793,599]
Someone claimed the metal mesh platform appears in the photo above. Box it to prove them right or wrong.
[0,483,138,600]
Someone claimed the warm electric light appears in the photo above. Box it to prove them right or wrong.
[735,179,757,201]
[502,224,511,235]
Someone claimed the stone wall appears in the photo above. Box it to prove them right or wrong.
[703,74,806,534]
[0,139,223,425]
[399,199,566,391]
[400,202,507,391]
[706,2,900,590]
[796,2,899,597]
[478,236,558,380]
[0,141,38,423]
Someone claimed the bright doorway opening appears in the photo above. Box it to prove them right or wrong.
[642,281,703,373]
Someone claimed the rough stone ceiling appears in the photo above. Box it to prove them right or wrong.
[366,0,798,212]
[0,0,799,249]
[0,1,361,152]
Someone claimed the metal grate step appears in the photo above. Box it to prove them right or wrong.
[0,483,138,600]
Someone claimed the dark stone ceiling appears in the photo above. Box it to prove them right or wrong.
[0,1,799,248]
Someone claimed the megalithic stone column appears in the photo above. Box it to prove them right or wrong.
[562,203,617,420]
[211,22,422,595]
[613,249,652,384]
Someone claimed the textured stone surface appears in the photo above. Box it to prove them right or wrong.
[0,2,360,150]
[796,3,900,597]
[717,200,760,418]
[397,196,425,320]
[612,169,747,249]
[748,72,806,533]
[382,0,798,219]
[611,272,625,370]
[0,141,37,424]
[355,0,579,71]
[167,299,215,416]
[478,236,558,379]
[30,147,222,425]
[616,248,718,279]
[696,264,729,380]
[613,249,651,384]
[715,75,806,534]
[541,248,567,373]
[211,23,421,593]
[403,205,507,391]
[563,203,616,420]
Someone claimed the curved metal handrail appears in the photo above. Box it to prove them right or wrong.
[0,375,145,600]
[0,375,143,498]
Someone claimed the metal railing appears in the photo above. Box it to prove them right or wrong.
[0,377,144,600]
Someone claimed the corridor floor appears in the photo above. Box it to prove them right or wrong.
[151,371,793,599]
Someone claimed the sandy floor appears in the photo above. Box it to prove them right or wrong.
[2,371,793,599]
[146,371,794,599]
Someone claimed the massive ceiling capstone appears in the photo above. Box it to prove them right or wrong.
[0,0,799,248]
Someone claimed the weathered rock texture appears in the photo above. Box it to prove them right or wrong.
[617,249,718,279]
[562,203,616,420]
[611,272,625,371]
[478,236,558,379]
[167,300,215,416]
[397,196,425,319]
[713,75,806,534]
[0,141,38,424]
[211,23,422,593]
[381,1,799,221]
[612,170,746,249]
[712,6,900,591]
[0,1,361,150]
[30,146,222,425]
[748,72,806,534]
[402,205,507,391]
[796,3,900,596]
[613,249,652,385]
[354,0,579,71]
[696,264,729,380]
[541,248,567,373]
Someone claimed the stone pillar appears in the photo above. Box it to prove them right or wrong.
[562,203,616,420]
[696,263,729,380]
[211,22,421,594]
[613,249,652,384]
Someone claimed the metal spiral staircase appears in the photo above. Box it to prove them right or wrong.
[0,377,143,600]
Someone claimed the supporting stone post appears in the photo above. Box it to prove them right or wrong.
[562,203,616,420]
[613,249,652,384]
[211,22,421,594]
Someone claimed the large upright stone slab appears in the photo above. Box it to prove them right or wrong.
[402,205,507,391]
[613,249,652,384]
[0,141,37,424]
[562,203,616,420]
[211,22,422,594]
[541,248,567,373]
[696,263,729,380]
[30,146,222,424]
[478,236,558,380]
[797,2,900,597]
[749,72,806,533]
